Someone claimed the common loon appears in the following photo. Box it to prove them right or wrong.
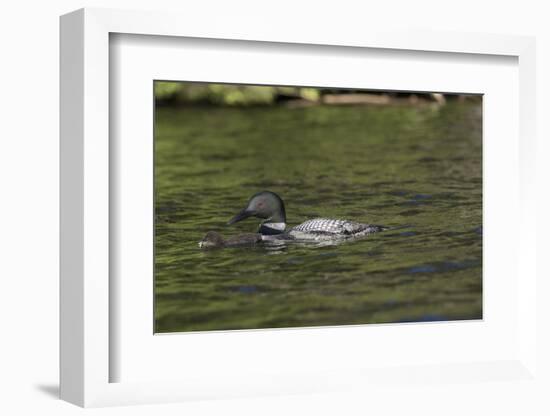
[199,231,262,248]
[227,191,386,240]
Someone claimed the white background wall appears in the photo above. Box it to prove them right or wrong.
[1,1,548,415]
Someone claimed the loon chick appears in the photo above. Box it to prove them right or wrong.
[227,191,386,240]
[199,231,262,248]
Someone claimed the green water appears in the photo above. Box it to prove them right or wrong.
[154,101,482,333]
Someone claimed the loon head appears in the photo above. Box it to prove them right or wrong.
[227,191,287,235]
[199,231,225,248]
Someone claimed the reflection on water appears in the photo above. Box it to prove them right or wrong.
[155,100,482,333]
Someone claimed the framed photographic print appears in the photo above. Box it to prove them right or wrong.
[60,7,539,408]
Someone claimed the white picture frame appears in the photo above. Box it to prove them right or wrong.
[60,7,538,408]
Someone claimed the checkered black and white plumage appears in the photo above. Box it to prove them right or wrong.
[288,218,385,239]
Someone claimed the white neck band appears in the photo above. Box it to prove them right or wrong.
[262,222,286,231]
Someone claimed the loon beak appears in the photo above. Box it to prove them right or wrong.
[227,208,254,225]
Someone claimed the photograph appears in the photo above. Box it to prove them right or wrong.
[154,81,482,333]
